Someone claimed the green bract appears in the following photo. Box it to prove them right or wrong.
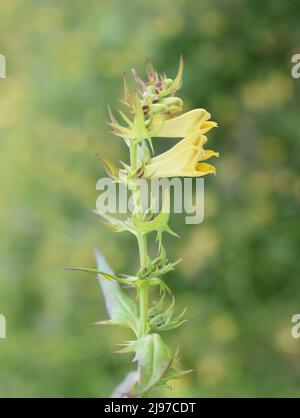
[116,333,173,395]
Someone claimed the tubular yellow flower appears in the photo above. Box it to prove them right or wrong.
[144,133,219,178]
[151,108,217,138]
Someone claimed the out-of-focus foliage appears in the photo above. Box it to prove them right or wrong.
[0,0,299,397]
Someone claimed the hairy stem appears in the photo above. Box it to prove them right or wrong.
[137,234,148,337]
[130,142,149,339]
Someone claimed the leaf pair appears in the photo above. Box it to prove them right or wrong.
[138,247,181,280]
[132,190,178,240]
[115,333,173,396]
[92,251,185,396]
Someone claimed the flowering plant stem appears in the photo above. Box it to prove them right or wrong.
[68,58,218,397]
[130,142,149,339]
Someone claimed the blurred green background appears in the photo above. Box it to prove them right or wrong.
[0,0,300,397]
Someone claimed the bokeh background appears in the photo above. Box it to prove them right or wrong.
[0,0,300,397]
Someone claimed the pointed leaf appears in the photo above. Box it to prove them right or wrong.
[93,210,135,234]
[121,333,173,395]
[95,250,139,335]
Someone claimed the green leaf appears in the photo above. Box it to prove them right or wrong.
[138,248,182,279]
[117,333,173,395]
[93,210,135,234]
[64,265,137,286]
[156,349,192,389]
[132,190,179,238]
[149,296,187,332]
[95,153,120,182]
[94,250,139,336]
[145,278,171,294]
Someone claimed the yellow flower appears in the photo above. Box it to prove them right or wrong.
[151,108,217,138]
[144,132,219,178]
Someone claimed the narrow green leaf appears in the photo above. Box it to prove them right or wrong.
[64,265,136,285]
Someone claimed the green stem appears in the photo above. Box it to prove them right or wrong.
[137,233,148,337]
[137,232,148,267]
[130,141,149,339]
[139,283,148,337]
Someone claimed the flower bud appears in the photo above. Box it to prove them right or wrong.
[161,97,183,114]
[146,85,157,95]
[163,79,173,88]
[149,103,169,114]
